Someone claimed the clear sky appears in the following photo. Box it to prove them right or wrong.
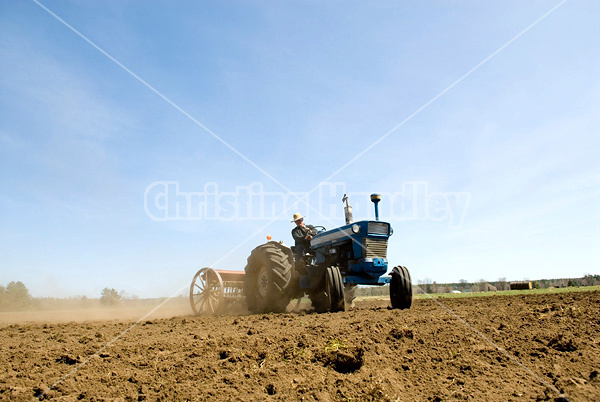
[1,1,598,298]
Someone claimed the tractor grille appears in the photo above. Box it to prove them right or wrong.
[362,238,388,259]
[368,222,390,235]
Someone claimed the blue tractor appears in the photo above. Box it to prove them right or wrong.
[244,194,412,313]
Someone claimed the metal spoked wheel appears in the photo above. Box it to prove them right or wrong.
[189,267,224,315]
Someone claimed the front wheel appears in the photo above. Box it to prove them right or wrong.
[325,266,345,312]
[390,266,412,309]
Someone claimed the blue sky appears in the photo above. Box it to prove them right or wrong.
[1,1,598,298]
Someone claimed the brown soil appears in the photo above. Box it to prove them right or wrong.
[1,291,599,401]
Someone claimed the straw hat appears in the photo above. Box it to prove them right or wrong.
[291,212,304,222]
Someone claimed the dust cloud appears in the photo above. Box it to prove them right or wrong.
[0,297,190,326]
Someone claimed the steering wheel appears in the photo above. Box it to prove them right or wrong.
[313,225,327,232]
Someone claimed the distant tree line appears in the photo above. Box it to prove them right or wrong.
[0,281,32,311]
[0,282,142,312]
[415,274,600,294]
[356,285,390,297]
[355,274,600,297]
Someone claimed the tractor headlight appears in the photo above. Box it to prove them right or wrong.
[390,227,393,235]
[352,224,360,234]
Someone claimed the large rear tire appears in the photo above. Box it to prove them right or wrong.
[390,266,412,309]
[244,243,293,313]
[325,266,345,312]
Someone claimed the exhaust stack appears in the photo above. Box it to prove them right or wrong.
[342,194,353,224]
[370,193,381,221]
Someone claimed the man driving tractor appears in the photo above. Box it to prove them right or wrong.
[290,213,317,256]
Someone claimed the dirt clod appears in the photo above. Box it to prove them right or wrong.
[318,348,364,374]
[389,327,414,340]
[55,355,79,365]
[548,335,578,352]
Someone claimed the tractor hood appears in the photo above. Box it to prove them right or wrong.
[310,220,392,249]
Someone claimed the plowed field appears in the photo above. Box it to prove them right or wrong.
[1,291,599,401]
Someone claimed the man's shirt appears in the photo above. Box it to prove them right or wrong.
[291,224,316,251]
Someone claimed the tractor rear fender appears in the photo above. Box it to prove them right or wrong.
[266,241,295,265]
